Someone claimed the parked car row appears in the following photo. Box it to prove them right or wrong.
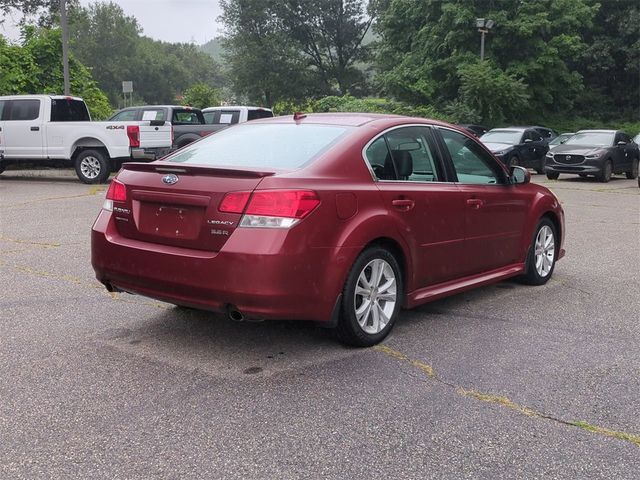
[460,123,639,183]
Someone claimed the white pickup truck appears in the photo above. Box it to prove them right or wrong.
[0,95,172,183]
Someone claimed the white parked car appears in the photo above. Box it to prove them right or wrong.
[202,106,274,126]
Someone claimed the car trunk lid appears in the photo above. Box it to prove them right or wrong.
[112,162,273,251]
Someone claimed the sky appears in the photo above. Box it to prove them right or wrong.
[1,0,224,45]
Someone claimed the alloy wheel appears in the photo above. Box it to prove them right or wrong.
[80,156,101,179]
[534,225,555,277]
[354,258,397,334]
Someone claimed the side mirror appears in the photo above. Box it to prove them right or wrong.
[510,165,530,185]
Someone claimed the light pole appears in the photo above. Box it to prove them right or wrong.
[475,18,495,61]
[60,0,70,95]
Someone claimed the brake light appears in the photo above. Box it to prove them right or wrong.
[219,190,320,228]
[219,191,251,213]
[127,125,140,147]
[103,178,127,211]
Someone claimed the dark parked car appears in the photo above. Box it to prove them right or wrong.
[480,127,549,173]
[545,129,639,182]
[457,124,489,137]
[109,105,225,154]
[92,113,565,347]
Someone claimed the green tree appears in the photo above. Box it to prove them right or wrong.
[181,83,221,109]
[0,26,112,118]
[578,0,640,119]
[375,0,597,123]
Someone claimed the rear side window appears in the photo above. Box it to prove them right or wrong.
[166,123,350,169]
[51,99,90,122]
[0,100,5,120]
[6,99,40,121]
[205,110,240,125]
[247,109,274,121]
[172,110,202,124]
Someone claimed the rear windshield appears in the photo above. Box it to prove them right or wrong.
[165,123,350,169]
[204,110,240,125]
[247,109,274,121]
[51,99,90,121]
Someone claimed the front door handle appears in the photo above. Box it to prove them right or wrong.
[466,198,484,209]
[392,198,415,211]
[30,126,40,131]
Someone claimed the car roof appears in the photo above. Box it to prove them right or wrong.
[202,106,273,112]
[576,129,617,134]
[117,105,200,110]
[248,112,452,128]
[487,127,526,133]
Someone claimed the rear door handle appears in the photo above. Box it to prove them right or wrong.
[391,199,415,211]
[30,126,40,131]
[466,198,484,209]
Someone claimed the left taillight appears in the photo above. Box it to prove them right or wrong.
[103,178,126,211]
[127,125,140,147]
[219,189,321,229]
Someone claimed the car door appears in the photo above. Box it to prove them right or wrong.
[2,99,45,159]
[612,132,629,171]
[618,133,635,171]
[364,125,469,287]
[435,127,530,274]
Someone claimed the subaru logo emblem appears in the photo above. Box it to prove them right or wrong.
[162,174,179,185]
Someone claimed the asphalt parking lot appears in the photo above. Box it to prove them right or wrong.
[1,168,639,479]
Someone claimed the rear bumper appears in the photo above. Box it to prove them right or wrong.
[131,147,172,161]
[91,210,355,323]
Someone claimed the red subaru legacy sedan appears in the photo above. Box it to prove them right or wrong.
[92,113,565,346]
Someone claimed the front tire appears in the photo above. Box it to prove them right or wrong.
[508,155,520,168]
[75,149,110,184]
[625,158,638,179]
[546,171,560,180]
[336,247,403,347]
[597,160,612,183]
[520,218,557,286]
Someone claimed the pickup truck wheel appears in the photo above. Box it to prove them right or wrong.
[75,149,110,184]
[0,163,5,174]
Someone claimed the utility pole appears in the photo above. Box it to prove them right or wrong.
[475,18,495,61]
[60,0,70,95]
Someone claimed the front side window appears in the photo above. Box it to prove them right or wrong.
[0,100,5,120]
[6,99,40,121]
[439,128,504,185]
[365,126,441,182]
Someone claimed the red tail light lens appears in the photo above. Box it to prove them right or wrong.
[219,191,251,213]
[127,125,140,147]
[246,190,320,219]
[106,179,127,202]
[218,190,320,228]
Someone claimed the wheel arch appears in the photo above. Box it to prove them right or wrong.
[70,138,110,161]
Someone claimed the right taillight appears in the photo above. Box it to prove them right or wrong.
[219,189,320,229]
[127,125,140,147]
[103,178,127,211]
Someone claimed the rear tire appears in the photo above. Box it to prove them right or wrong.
[336,247,403,347]
[625,158,638,179]
[546,171,560,180]
[520,218,557,286]
[75,149,110,184]
[597,160,612,183]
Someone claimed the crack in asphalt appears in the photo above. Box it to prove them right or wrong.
[373,344,640,448]
[0,235,61,248]
[0,186,105,209]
